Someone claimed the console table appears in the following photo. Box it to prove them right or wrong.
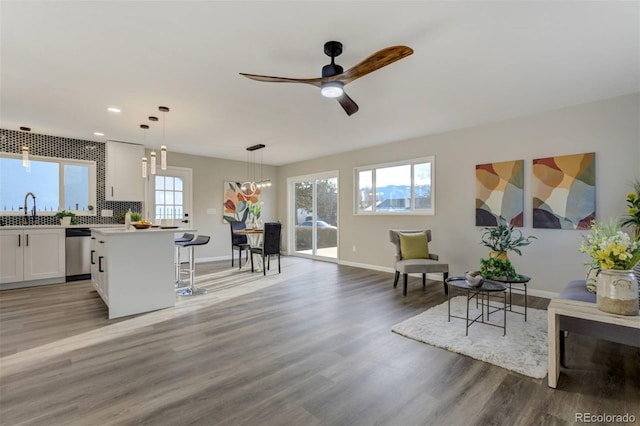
[547,298,640,388]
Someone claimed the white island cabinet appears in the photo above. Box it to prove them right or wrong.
[0,228,65,288]
[90,227,195,319]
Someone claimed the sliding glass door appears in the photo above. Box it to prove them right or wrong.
[289,172,338,261]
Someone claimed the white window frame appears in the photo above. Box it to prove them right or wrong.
[353,156,435,215]
[0,153,97,216]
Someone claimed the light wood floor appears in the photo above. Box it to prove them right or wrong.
[1,257,638,425]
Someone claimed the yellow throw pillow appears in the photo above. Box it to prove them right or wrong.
[399,232,429,259]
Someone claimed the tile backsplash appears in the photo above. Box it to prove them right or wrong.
[0,128,141,226]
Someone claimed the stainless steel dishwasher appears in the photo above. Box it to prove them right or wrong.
[65,228,91,281]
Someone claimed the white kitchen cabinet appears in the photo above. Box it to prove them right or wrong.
[0,228,65,286]
[0,230,24,283]
[105,140,145,201]
[91,236,109,304]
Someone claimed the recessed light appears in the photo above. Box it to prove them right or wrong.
[107,107,121,113]
[94,132,105,136]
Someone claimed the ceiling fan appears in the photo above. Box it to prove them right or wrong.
[240,41,413,116]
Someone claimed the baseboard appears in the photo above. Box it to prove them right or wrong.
[198,256,560,300]
[527,289,558,300]
[1,277,66,290]
[195,255,232,264]
[338,260,394,273]
[338,260,444,281]
[338,260,559,300]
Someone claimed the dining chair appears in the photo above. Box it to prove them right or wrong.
[251,222,282,275]
[229,220,250,269]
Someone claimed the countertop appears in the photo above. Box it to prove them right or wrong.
[91,226,196,235]
[0,224,122,230]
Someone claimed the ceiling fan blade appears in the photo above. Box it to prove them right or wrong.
[336,92,359,116]
[239,73,322,88]
[338,46,413,85]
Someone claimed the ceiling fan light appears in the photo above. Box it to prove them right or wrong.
[321,81,344,98]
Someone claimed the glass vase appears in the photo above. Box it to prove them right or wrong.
[596,268,639,316]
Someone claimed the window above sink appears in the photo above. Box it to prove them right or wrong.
[0,153,97,215]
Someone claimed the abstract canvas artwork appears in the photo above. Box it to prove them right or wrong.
[222,181,261,224]
[476,160,524,226]
[532,152,595,229]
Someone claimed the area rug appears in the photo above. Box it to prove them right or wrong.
[392,296,548,379]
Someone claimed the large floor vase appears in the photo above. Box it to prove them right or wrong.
[597,268,639,316]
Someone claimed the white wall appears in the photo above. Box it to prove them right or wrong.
[275,93,640,296]
[165,152,277,261]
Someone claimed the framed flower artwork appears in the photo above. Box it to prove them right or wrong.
[223,181,261,223]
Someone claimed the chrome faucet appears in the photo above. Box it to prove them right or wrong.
[23,192,37,224]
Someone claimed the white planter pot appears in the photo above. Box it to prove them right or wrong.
[60,216,71,226]
[597,268,639,316]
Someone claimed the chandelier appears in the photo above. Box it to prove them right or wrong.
[240,144,271,197]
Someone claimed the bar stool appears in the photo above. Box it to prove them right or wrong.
[175,233,195,287]
[176,235,210,296]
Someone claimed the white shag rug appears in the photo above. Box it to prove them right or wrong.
[392,296,548,379]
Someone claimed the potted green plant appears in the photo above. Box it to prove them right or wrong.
[115,211,126,224]
[621,179,640,238]
[55,210,78,225]
[480,216,536,259]
[480,257,517,280]
[130,212,143,222]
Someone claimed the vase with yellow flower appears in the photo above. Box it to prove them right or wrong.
[579,220,640,315]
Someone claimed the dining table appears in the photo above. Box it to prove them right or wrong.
[233,228,264,272]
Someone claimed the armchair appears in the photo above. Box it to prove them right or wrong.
[389,229,449,296]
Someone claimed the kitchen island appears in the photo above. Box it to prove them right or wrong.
[91,227,196,319]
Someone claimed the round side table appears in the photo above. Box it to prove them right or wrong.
[445,277,507,336]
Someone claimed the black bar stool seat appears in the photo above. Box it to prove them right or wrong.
[175,233,195,286]
[176,235,210,296]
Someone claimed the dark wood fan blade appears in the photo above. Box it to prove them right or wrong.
[336,92,359,116]
[239,73,322,88]
[338,46,413,85]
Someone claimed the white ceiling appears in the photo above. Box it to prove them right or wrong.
[1,1,638,166]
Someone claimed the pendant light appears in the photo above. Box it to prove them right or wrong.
[22,146,29,167]
[19,126,31,170]
[161,145,167,170]
[140,124,149,178]
[159,106,169,170]
[240,144,271,196]
[150,151,157,175]
[148,116,158,175]
[257,148,271,188]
